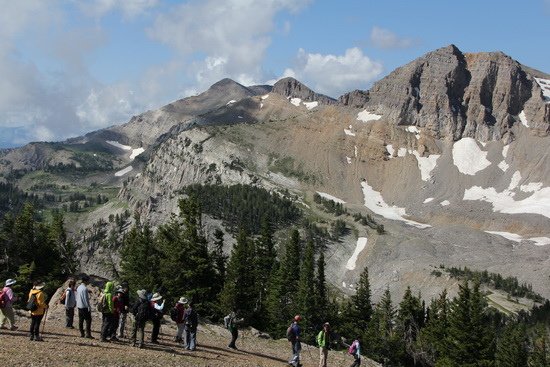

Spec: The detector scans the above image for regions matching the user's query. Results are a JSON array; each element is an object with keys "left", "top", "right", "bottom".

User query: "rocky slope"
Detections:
[
  {"left": 2, "top": 45, "right": 550, "bottom": 303},
  {"left": 340, "top": 44, "right": 550, "bottom": 142}
]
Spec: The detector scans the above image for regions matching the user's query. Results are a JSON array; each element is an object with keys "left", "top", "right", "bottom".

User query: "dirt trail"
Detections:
[{"left": 0, "top": 313, "right": 379, "bottom": 367}]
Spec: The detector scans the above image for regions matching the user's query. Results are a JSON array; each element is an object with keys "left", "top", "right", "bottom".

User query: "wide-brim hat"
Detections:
[
  {"left": 177, "top": 297, "right": 188, "bottom": 304},
  {"left": 5, "top": 278, "right": 16, "bottom": 286},
  {"left": 34, "top": 282, "right": 45, "bottom": 290},
  {"left": 115, "top": 287, "right": 124, "bottom": 294},
  {"left": 137, "top": 289, "right": 147, "bottom": 300},
  {"left": 151, "top": 292, "right": 163, "bottom": 301}
]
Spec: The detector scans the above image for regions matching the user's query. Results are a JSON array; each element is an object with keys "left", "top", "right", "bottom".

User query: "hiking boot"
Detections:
[
  {"left": 85, "top": 335, "right": 95, "bottom": 339},
  {"left": 150, "top": 340, "right": 159, "bottom": 345},
  {"left": 30, "top": 335, "right": 34, "bottom": 341},
  {"left": 34, "top": 336, "right": 44, "bottom": 342},
  {"left": 100, "top": 338, "right": 110, "bottom": 342},
  {"left": 10, "top": 325, "right": 18, "bottom": 331},
  {"left": 110, "top": 336, "right": 119, "bottom": 342}
]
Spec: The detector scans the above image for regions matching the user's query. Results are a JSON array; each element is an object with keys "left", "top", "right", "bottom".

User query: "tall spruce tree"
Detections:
[
  {"left": 529, "top": 325, "right": 549, "bottom": 367},
  {"left": 417, "top": 289, "right": 449, "bottom": 365},
  {"left": 495, "top": 323, "right": 528, "bottom": 367},
  {"left": 297, "top": 239, "right": 315, "bottom": 339},
  {"left": 120, "top": 223, "right": 158, "bottom": 292},
  {"left": 313, "top": 250, "right": 328, "bottom": 326},
  {"left": 398, "top": 287, "right": 424, "bottom": 365},
  {"left": 280, "top": 229, "right": 301, "bottom": 322},
  {"left": 350, "top": 266, "right": 373, "bottom": 333},
  {"left": 220, "top": 229, "right": 257, "bottom": 322}
]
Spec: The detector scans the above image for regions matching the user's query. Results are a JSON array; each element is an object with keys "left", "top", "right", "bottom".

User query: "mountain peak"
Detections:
[
  {"left": 272, "top": 77, "right": 337, "bottom": 105},
  {"left": 209, "top": 78, "right": 245, "bottom": 90}
]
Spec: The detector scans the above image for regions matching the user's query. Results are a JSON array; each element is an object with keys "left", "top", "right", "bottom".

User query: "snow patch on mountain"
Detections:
[
  {"left": 360, "top": 181, "right": 431, "bottom": 228},
  {"left": 344, "top": 129, "right": 356, "bottom": 136},
  {"left": 423, "top": 198, "right": 434, "bottom": 204},
  {"left": 290, "top": 98, "right": 301, "bottom": 107},
  {"left": 486, "top": 231, "right": 523, "bottom": 242},
  {"left": 463, "top": 184, "right": 550, "bottom": 219},
  {"left": 346, "top": 237, "right": 368, "bottom": 270},
  {"left": 518, "top": 111, "right": 529, "bottom": 127},
  {"left": 452, "top": 138, "right": 491, "bottom": 175},
  {"left": 303, "top": 101, "right": 318, "bottom": 110},
  {"left": 508, "top": 171, "right": 522, "bottom": 191},
  {"left": 412, "top": 151, "right": 440, "bottom": 181},
  {"left": 107, "top": 140, "right": 131, "bottom": 151},
  {"left": 406, "top": 126, "right": 420, "bottom": 139},
  {"left": 261, "top": 94, "right": 269, "bottom": 100},
  {"left": 115, "top": 166, "right": 133, "bottom": 177},
  {"left": 521, "top": 182, "right": 543, "bottom": 193},
  {"left": 498, "top": 161, "right": 509, "bottom": 172},
  {"left": 107, "top": 140, "right": 144, "bottom": 160},
  {"left": 226, "top": 100, "right": 236, "bottom": 105},
  {"left": 486, "top": 231, "right": 550, "bottom": 246},
  {"left": 317, "top": 192, "right": 345, "bottom": 204},
  {"left": 346, "top": 156, "right": 352, "bottom": 164},
  {"left": 440, "top": 200, "right": 450, "bottom": 206},
  {"left": 386, "top": 144, "right": 394, "bottom": 156},
  {"left": 534, "top": 77, "right": 550, "bottom": 102},
  {"left": 130, "top": 148, "right": 144, "bottom": 160},
  {"left": 357, "top": 110, "right": 381, "bottom": 122}
]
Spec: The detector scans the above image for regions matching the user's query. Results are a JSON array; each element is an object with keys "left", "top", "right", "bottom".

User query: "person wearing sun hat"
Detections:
[
  {"left": 174, "top": 297, "right": 188, "bottom": 344},
  {"left": 130, "top": 289, "right": 150, "bottom": 348},
  {"left": 28, "top": 280, "right": 48, "bottom": 341},
  {"left": 0, "top": 278, "right": 19, "bottom": 331},
  {"left": 149, "top": 292, "right": 165, "bottom": 344}
]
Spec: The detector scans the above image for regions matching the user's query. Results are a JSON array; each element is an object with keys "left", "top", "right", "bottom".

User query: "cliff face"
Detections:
[{"left": 341, "top": 45, "right": 549, "bottom": 142}]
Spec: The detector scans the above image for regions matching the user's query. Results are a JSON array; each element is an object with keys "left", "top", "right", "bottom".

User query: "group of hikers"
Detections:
[{"left": 1, "top": 276, "right": 363, "bottom": 367}]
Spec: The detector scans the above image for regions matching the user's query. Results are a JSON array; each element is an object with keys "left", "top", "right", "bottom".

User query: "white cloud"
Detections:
[
  {"left": 370, "top": 26, "right": 416, "bottom": 49},
  {"left": 147, "top": 0, "right": 311, "bottom": 92},
  {"left": 282, "top": 48, "right": 383, "bottom": 97},
  {"left": 77, "top": 0, "right": 159, "bottom": 19}
]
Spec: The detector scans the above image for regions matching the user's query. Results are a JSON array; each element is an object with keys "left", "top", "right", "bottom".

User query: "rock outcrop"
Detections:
[
  {"left": 272, "top": 77, "right": 337, "bottom": 105},
  {"left": 360, "top": 45, "right": 549, "bottom": 142}
]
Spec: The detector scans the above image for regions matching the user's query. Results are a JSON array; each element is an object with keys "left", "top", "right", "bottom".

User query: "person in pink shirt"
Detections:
[{"left": 0, "top": 279, "right": 19, "bottom": 331}]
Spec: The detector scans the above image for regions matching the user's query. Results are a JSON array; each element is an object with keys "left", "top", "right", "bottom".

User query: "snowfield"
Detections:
[
  {"left": 361, "top": 181, "right": 431, "bottom": 228},
  {"left": 357, "top": 110, "right": 381, "bottom": 122},
  {"left": 346, "top": 237, "right": 368, "bottom": 270},
  {"left": 107, "top": 140, "right": 144, "bottom": 160},
  {"left": 452, "top": 138, "right": 491, "bottom": 175},
  {"left": 115, "top": 166, "right": 133, "bottom": 177}
]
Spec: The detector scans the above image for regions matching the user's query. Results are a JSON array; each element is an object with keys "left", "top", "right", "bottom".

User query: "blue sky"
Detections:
[{"left": 0, "top": 0, "right": 549, "bottom": 148}]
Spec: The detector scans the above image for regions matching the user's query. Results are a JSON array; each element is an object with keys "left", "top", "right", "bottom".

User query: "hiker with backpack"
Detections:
[
  {"left": 0, "top": 278, "right": 19, "bottom": 331},
  {"left": 317, "top": 322, "right": 331, "bottom": 367},
  {"left": 110, "top": 287, "right": 125, "bottom": 341},
  {"left": 131, "top": 289, "right": 150, "bottom": 348},
  {"left": 99, "top": 281, "right": 115, "bottom": 342},
  {"left": 183, "top": 301, "right": 198, "bottom": 350},
  {"left": 116, "top": 280, "right": 130, "bottom": 339},
  {"left": 173, "top": 297, "right": 188, "bottom": 344},
  {"left": 27, "top": 280, "right": 48, "bottom": 341},
  {"left": 348, "top": 336, "right": 361, "bottom": 367},
  {"left": 76, "top": 274, "right": 93, "bottom": 339},
  {"left": 150, "top": 292, "right": 165, "bottom": 344},
  {"left": 225, "top": 308, "right": 244, "bottom": 350},
  {"left": 62, "top": 278, "right": 76, "bottom": 329},
  {"left": 288, "top": 315, "right": 302, "bottom": 367}
]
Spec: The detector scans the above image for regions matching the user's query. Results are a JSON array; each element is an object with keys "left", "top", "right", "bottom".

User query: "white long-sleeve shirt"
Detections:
[{"left": 76, "top": 283, "right": 90, "bottom": 310}]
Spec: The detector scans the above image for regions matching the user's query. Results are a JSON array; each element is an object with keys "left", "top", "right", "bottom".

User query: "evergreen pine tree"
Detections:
[
  {"left": 529, "top": 325, "right": 549, "bottom": 367},
  {"left": 350, "top": 266, "right": 373, "bottom": 333},
  {"left": 220, "top": 229, "right": 257, "bottom": 322},
  {"left": 495, "top": 323, "right": 528, "bottom": 367},
  {"left": 397, "top": 286, "right": 424, "bottom": 364},
  {"left": 297, "top": 239, "right": 315, "bottom": 340},
  {"left": 280, "top": 229, "right": 301, "bottom": 321},
  {"left": 120, "top": 223, "right": 158, "bottom": 292},
  {"left": 313, "top": 250, "right": 328, "bottom": 326}
]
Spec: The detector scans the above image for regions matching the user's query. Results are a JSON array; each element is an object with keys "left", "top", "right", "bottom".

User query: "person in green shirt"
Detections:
[{"left": 317, "top": 322, "right": 331, "bottom": 367}]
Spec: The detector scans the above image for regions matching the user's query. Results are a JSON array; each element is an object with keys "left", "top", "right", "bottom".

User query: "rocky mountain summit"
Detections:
[
  {"left": 341, "top": 44, "right": 550, "bottom": 142},
  {"left": 1, "top": 44, "right": 550, "bottom": 303}
]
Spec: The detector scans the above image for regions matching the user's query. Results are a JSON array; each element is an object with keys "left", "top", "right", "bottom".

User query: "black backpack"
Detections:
[
  {"left": 133, "top": 299, "right": 151, "bottom": 322},
  {"left": 27, "top": 293, "right": 38, "bottom": 311},
  {"left": 171, "top": 306, "right": 180, "bottom": 322}
]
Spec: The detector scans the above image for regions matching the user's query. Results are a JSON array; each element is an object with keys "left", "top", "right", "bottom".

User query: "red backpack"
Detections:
[{"left": 0, "top": 289, "right": 6, "bottom": 308}]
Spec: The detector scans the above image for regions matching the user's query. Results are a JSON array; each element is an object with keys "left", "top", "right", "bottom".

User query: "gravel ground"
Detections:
[{"left": 0, "top": 313, "right": 380, "bottom": 367}]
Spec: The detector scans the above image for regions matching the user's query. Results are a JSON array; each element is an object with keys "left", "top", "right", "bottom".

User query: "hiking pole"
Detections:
[{"left": 42, "top": 308, "right": 48, "bottom": 335}]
